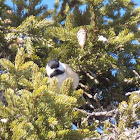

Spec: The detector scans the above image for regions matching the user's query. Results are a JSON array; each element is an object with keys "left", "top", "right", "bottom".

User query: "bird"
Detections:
[{"left": 46, "top": 59, "right": 79, "bottom": 91}]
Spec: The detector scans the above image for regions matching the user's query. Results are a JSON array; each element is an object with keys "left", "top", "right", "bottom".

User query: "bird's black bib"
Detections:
[{"left": 50, "top": 70, "right": 64, "bottom": 78}]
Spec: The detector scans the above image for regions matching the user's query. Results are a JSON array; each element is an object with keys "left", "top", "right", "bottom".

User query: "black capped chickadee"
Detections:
[{"left": 46, "top": 59, "right": 79, "bottom": 90}]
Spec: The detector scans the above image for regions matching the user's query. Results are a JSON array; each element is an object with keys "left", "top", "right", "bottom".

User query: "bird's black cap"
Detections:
[{"left": 48, "top": 59, "right": 59, "bottom": 69}]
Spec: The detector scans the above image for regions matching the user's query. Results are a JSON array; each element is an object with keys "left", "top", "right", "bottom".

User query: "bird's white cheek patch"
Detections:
[
  {"left": 46, "top": 65, "right": 55, "bottom": 77},
  {"left": 58, "top": 62, "right": 65, "bottom": 71}
]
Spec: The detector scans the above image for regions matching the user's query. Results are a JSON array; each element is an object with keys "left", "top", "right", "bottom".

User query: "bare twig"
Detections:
[
  {"left": 94, "top": 93, "right": 103, "bottom": 110},
  {"left": 86, "top": 71, "right": 99, "bottom": 84},
  {"left": 124, "top": 70, "right": 140, "bottom": 84},
  {"left": 79, "top": 83, "right": 89, "bottom": 90},
  {"left": 74, "top": 108, "right": 119, "bottom": 117},
  {"left": 125, "top": 90, "right": 140, "bottom": 96},
  {"left": 81, "top": 115, "right": 91, "bottom": 125},
  {"left": 133, "top": 70, "right": 140, "bottom": 79},
  {"left": 79, "top": 83, "right": 93, "bottom": 98},
  {"left": 123, "top": 78, "right": 134, "bottom": 84}
]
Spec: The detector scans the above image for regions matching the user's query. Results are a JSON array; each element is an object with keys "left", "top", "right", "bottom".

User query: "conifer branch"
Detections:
[
  {"left": 90, "top": 0, "right": 99, "bottom": 34},
  {"left": 125, "top": 90, "right": 140, "bottom": 96},
  {"left": 74, "top": 108, "right": 119, "bottom": 117},
  {"left": 0, "top": 0, "right": 140, "bottom": 139},
  {"left": 93, "top": 93, "right": 103, "bottom": 110},
  {"left": 133, "top": 70, "right": 140, "bottom": 79},
  {"left": 123, "top": 70, "right": 140, "bottom": 84}
]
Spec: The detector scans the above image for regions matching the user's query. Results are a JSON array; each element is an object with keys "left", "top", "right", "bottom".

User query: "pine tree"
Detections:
[
  {"left": 0, "top": 48, "right": 99, "bottom": 139},
  {"left": 46, "top": 0, "right": 140, "bottom": 102},
  {"left": 0, "top": 0, "right": 13, "bottom": 59},
  {"left": 0, "top": 0, "right": 53, "bottom": 65},
  {"left": 0, "top": 0, "right": 140, "bottom": 139},
  {"left": 11, "top": 0, "right": 52, "bottom": 26}
]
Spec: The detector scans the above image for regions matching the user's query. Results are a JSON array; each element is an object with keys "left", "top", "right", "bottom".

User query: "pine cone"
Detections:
[{"left": 77, "top": 28, "right": 87, "bottom": 49}]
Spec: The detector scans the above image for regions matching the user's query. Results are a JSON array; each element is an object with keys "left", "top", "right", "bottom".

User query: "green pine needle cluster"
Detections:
[{"left": 0, "top": 48, "right": 99, "bottom": 139}]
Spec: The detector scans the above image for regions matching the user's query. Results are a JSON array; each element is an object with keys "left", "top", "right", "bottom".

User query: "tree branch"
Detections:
[
  {"left": 86, "top": 71, "right": 99, "bottom": 84},
  {"left": 74, "top": 108, "right": 119, "bottom": 117},
  {"left": 133, "top": 70, "right": 140, "bottom": 79},
  {"left": 125, "top": 90, "right": 140, "bottom": 96},
  {"left": 124, "top": 70, "right": 140, "bottom": 84}
]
